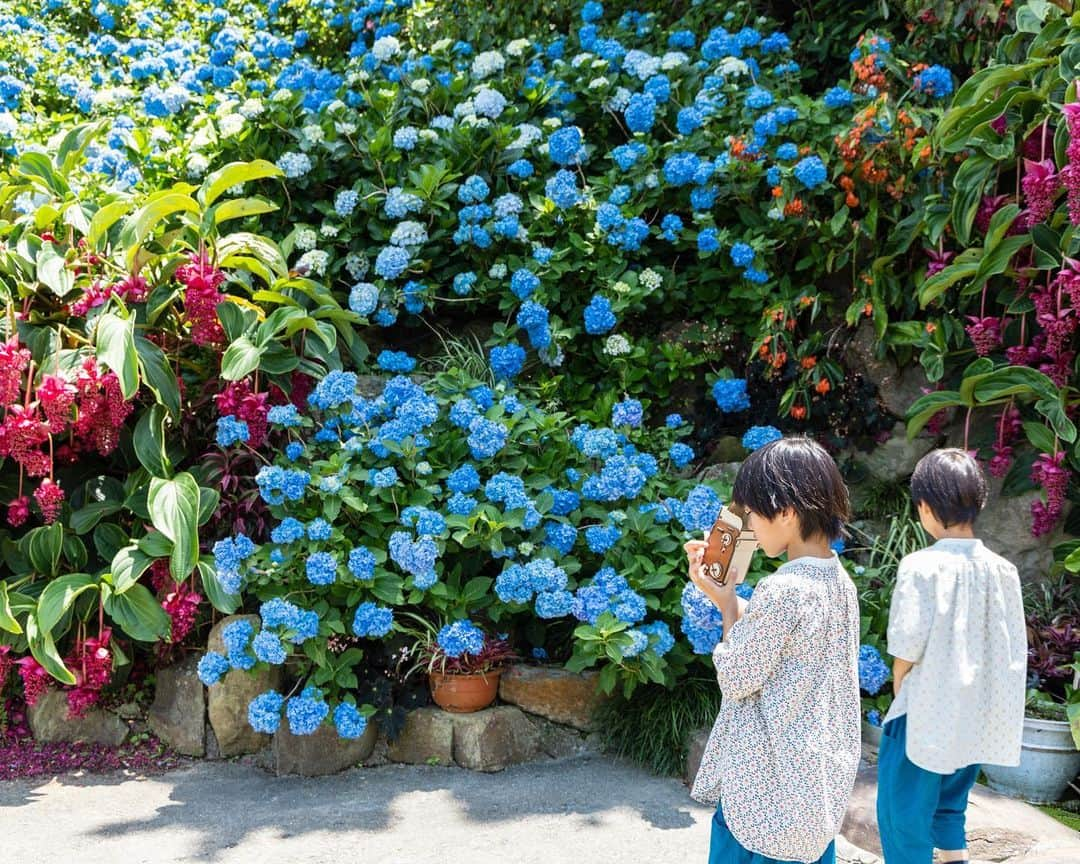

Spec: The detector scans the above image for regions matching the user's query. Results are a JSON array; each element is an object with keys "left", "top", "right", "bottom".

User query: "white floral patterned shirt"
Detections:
[
  {"left": 691, "top": 555, "right": 861, "bottom": 864},
  {"left": 884, "top": 538, "right": 1026, "bottom": 774}
]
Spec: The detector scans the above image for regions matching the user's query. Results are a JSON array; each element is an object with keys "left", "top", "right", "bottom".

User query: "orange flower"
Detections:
[
  {"left": 801, "top": 356, "right": 817, "bottom": 370},
  {"left": 785, "top": 318, "right": 796, "bottom": 332},
  {"left": 783, "top": 199, "right": 804, "bottom": 217},
  {"left": 815, "top": 379, "right": 831, "bottom": 395},
  {"left": 772, "top": 185, "right": 784, "bottom": 198},
  {"left": 791, "top": 404, "right": 807, "bottom": 420},
  {"left": 845, "top": 192, "right": 860, "bottom": 208},
  {"left": 863, "top": 302, "right": 874, "bottom": 317},
  {"left": 839, "top": 175, "right": 855, "bottom": 191},
  {"left": 798, "top": 295, "right": 815, "bottom": 308},
  {"left": 773, "top": 351, "right": 788, "bottom": 368},
  {"left": 925, "top": 322, "right": 937, "bottom": 334}
]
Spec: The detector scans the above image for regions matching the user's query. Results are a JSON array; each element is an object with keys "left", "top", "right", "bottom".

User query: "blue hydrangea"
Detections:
[
  {"left": 268, "top": 404, "right": 301, "bottom": 427},
  {"left": 285, "top": 442, "right": 305, "bottom": 461},
  {"left": 663, "top": 152, "right": 700, "bottom": 186},
  {"left": 385, "top": 187, "right": 423, "bottom": 219},
  {"left": 545, "top": 169, "right": 581, "bottom": 209},
  {"left": 670, "top": 485, "right": 723, "bottom": 532},
  {"left": 334, "top": 189, "right": 359, "bottom": 218},
  {"left": 252, "top": 630, "right": 287, "bottom": 665},
  {"left": 452, "top": 271, "right": 477, "bottom": 296},
  {"left": 489, "top": 343, "right": 526, "bottom": 382},
  {"left": 644, "top": 74, "right": 670, "bottom": 104},
  {"left": 510, "top": 268, "right": 540, "bottom": 300},
  {"left": 347, "top": 547, "right": 376, "bottom": 582},
  {"left": 744, "top": 267, "right": 770, "bottom": 284},
  {"left": 307, "top": 518, "right": 332, "bottom": 541},
  {"left": 349, "top": 282, "right": 380, "bottom": 316},
  {"left": 713, "top": 379, "right": 751, "bottom": 412},
  {"left": 670, "top": 442, "right": 695, "bottom": 468},
  {"left": 666, "top": 413, "right": 684, "bottom": 428},
  {"left": 447, "top": 492, "right": 478, "bottom": 515},
  {"left": 374, "top": 245, "right": 411, "bottom": 280},
  {"left": 247, "top": 690, "right": 284, "bottom": 734},
  {"left": 914, "top": 65, "right": 953, "bottom": 99},
  {"left": 393, "top": 126, "right": 419, "bottom": 150},
  {"left": 823, "top": 86, "right": 853, "bottom": 109},
  {"left": 680, "top": 581, "right": 725, "bottom": 654},
  {"left": 535, "top": 589, "right": 574, "bottom": 619},
  {"left": 611, "top": 142, "right": 647, "bottom": 171},
  {"left": 458, "top": 174, "right": 491, "bottom": 204},
  {"left": 305, "top": 551, "right": 338, "bottom": 585},
  {"left": 544, "top": 521, "right": 577, "bottom": 555},
  {"left": 548, "top": 126, "right": 583, "bottom": 165},
  {"left": 745, "top": 86, "right": 774, "bottom": 110},
  {"left": 621, "top": 629, "right": 649, "bottom": 658},
  {"left": 730, "top": 242, "right": 756, "bottom": 268},
  {"left": 447, "top": 464, "right": 481, "bottom": 494},
  {"left": 216, "top": 415, "right": 249, "bottom": 447},
  {"left": 197, "top": 651, "right": 230, "bottom": 686},
  {"left": 485, "top": 472, "right": 531, "bottom": 510},
  {"left": 260, "top": 598, "right": 302, "bottom": 632},
  {"left": 584, "top": 295, "right": 616, "bottom": 334},
  {"left": 582, "top": 0, "right": 603, "bottom": 22},
  {"left": 793, "top": 156, "right": 827, "bottom": 190},
  {"left": 624, "top": 92, "right": 656, "bottom": 134},
  {"left": 742, "top": 425, "right": 784, "bottom": 451},
  {"left": 698, "top": 228, "right": 720, "bottom": 254},
  {"left": 612, "top": 398, "right": 643, "bottom": 428},
  {"left": 286, "top": 688, "right": 330, "bottom": 735},
  {"left": 437, "top": 619, "right": 486, "bottom": 658},
  {"left": 640, "top": 620, "right": 674, "bottom": 656},
  {"left": 377, "top": 350, "right": 417, "bottom": 373},
  {"left": 474, "top": 86, "right": 507, "bottom": 118},
  {"left": 677, "top": 105, "right": 705, "bottom": 136},
  {"left": 867, "top": 709, "right": 882, "bottom": 727},
  {"left": 776, "top": 142, "right": 799, "bottom": 161},
  {"left": 370, "top": 467, "right": 399, "bottom": 488},
  {"left": 585, "top": 524, "right": 621, "bottom": 554},
  {"left": 333, "top": 702, "right": 368, "bottom": 739},
  {"left": 507, "top": 159, "right": 534, "bottom": 179},
  {"left": 352, "top": 602, "right": 394, "bottom": 638},
  {"left": 858, "top": 644, "right": 890, "bottom": 695}
]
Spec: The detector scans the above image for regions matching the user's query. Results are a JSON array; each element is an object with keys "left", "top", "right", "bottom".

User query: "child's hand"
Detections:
[{"left": 684, "top": 539, "right": 738, "bottom": 610}]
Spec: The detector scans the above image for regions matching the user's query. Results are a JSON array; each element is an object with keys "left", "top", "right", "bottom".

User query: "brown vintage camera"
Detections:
[{"left": 701, "top": 504, "right": 757, "bottom": 587}]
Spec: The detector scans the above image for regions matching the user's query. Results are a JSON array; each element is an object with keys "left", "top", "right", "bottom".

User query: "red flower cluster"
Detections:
[
  {"left": 176, "top": 252, "right": 226, "bottom": 346},
  {"left": 1021, "top": 158, "right": 1061, "bottom": 228},
  {"left": 964, "top": 316, "right": 1003, "bottom": 356},
  {"left": 162, "top": 584, "right": 202, "bottom": 644},
  {"left": 15, "top": 656, "right": 50, "bottom": 707},
  {"left": 65, "top": 628, "right": 113, "bottom": 718},
  {"left": 68, "top": 274, "right": 149, "bottom": 317},
  {"left": 989, "top": 404, "right": 1022, "bottom": 479},
  {"left": 1061, "top": 103, "right": 1080, "bottom": 225},
  {"left": 1032, "top": 451, "right": 1069, "bottom": 538},
  {"left": 215, "top": 379, "right": 269, "bottom": 449}
]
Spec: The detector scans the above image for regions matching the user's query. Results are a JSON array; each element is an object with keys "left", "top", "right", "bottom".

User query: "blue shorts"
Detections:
[
  {"left": 876, "top": 714, "right": 980, "bottom": 864},
  {"left": 709, "top": 800, "right": 836, "bottom": 864}
]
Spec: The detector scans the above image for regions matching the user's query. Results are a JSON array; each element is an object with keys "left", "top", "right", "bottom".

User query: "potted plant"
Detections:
[
  {"left": 403, "top": 616, "right": 517, "bottom": 714},
  {"left": 982, "top": 580, "right": 1080, "bottom": 803}
]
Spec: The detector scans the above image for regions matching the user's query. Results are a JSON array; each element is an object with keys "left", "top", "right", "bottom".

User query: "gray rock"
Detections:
[
  {"left": 205, "top": 725, "right": 221, "bottom": 760},
  {"left": 498, "top": 666, "right": 609, "bottom": 731},
  {"left": 856, "top": 423, "right": 935, "bottom": 483},
  {"left": 206, "top": 615, "right": 282, "bottom": 757},
  {"left": 527, "top": 716, "right": 599, "bottom": 760},
  {"left": 387, "top": 707, "right": 454, "bottom": 766},
  {"left": 699, "top": 462, "right": 742, "bottom": 486},
  {"left": 148, "top": 654, "right": 205, "bottom": 757},
  {"left": 354, "top": 375, "right": 385, "bottom": 399},
  {"left": 685, "top": 726, "right": 711, "bottom": 785},
  {"left": 451, "top": 706, "right": 541, "bottom": 772},
  {"left": 846, "top": 321, "right": 932, "bottom": 418},
  {"left": 964, "top": 827, "right": 1037, "bottom": 862},
  {"left": 27, "top": 689, "right": 128, "bottom": 747},
  {"left": 977, "top": 476, "right": 1067, "bottom": 583},
  {"left": 272, "top": 719, "right": 378, "bottom": 776}
]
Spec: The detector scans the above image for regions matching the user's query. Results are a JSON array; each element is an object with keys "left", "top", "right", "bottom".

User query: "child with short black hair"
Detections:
[
  {"left": 877, "top": 449, "right": 1027, "bottom": 864},
  {"left": 687, "top": 437, "right": 861, "bottom": 864}
]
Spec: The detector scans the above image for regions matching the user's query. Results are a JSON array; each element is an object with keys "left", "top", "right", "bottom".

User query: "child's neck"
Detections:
[
  {"left": 785, "top": 535, "right": 833, "bottom": 560},
  {"left": 933, "top": 525, "right": 977, "bottom": 540}
]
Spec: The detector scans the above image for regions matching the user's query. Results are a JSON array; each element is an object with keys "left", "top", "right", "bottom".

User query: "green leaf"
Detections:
[
  {"left": 220, "top": 335, "right": 264, "bottom": 381},
  {"left": 111, "top": 545, "right": 156, "bottom": 593},
  {"left": 211, "top": 196, "right": 280, "bottom": 226},
  {"left": 95, "top": 312, "right": 139, "bottom": 399},
  {"left": 918, "top": 252, "right": 980, "bottom": 306},
  {"left": 0, "top": 582, "right": 23, "bottom": 634},
  {"left": 26, "top": 615, "right": 76, "bottom": 685},
  {"left": 103, "top": 583, "right": 171, "bottom": 642},
  {"left": 38, "top": 573, "right": 98, "bottom": 632},
  {"left": 86, "top": 200, "right": 131, "bottom": 249},
  {"left": 950, "top": 156, "right": 995, "bottom": 247},
  {"left": 1036, "top": 396, "right": 1078, "bottom": 444},
  {"left": 26, "top": 522, "right": 64, "bottom": 576},
  {"left": 198, "top": 487, "right": 220, "bottom": 527},
  {"left": 148, "top": 473, "right": 200, "bottom": 581},
  {"left": 138, "top": 531, "right": 173, "bottom": 558},
  {"left": 37, "top": 244, "right": 74, "bottom": 297},
  {"left": 71, "top": 500, "right": 122, "bottom": 535},
  {"left": 197, "top": 560, "right": 240, "bottom": 614},
  {"left": 905, "top": 391, "right": 964, "bottom": 438},
  {"left": 17, "top": 152, "right": 68, "bottom": 197},
  {"left": 972, "top": 366, "right": 1060, "bottom": 403},
  {"left": 216, "top": 301, "right": 257, "bottom": 341},
  {"left": 1024, "top": 421, "right": 1058, "bottom": 453},
  {"left": 93, "top": 523, "right": 129, "bottom": 562},
  {"left": 198, "top": 160, "right": 284, "bottom": 209},
  {"left": 134, "top": 404, "right": 171, "bottom": 477},
  {"left": 134, "top": 336, "right": 181, "bottom": 418},
  {"left": 121, "top": 191, "right": 200, "bottom": 268}
]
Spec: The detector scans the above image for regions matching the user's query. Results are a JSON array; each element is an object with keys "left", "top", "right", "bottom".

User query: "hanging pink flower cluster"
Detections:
[
  {"left": 1031, "top": 451, "right": 1069, "bottom": 537},
  {"left": 1061, "top": 103, "right": 1080, "bottom": 224},
  {"left": 64, "top": 629, "right": 114, "bottom": 718},
  {"left": 176, "top": 252, "right": 226, "bottom": 346},
  {"left": 0, "top": 645, "right": 12, "bottom": 692},
  {"left": 925, "top": 248, "right": 955, "bottom": 277},
  {"left": 215, "top": 379, "right": 269, "bottom": 449},
  {"left": 1021, "top": 158, "right": 1061, "bottom": 228},
  {"left": 162, "top": 584, "right": 202, "bottom": 644},
  {"left": 15, "top": 656, "right": 50, "bottom": 707},
  {"left": 975, "top": 194, "right": 1011, "bottom": 234},
  {"left": 68, "top": 274, "right": 149, "bottom": 318},
  {"left": 989, "top": 404, "right": 1022, "bottom": 479},
  {"left": 964, "top": 316, "right": 1004, "bottom": 356}
]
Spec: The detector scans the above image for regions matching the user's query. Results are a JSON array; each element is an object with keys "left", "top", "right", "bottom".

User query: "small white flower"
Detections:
[
  {"left": 271, "top": 88, "right": 293, "bottom": 103},
  {"left": 571, "top": 52, "right": 593, "bottom": 68},
  {"left": 517, "top": 541, "right": 536, "bottom": 556},
  {"left": 507, "top": 38, "right": 531, "bottom": 57},
  {"left": 489, "top": 262, "right": 508, "bottom": 279},
  {"left": 453, "top": 99, "right": 476, "bottom": 119},
  {"left": 335, "top": 121, "right": 357, "bottom": 136},
  {"left": 639, "top": 269, "right": 662, "bottom": 292},
  {"left": 588, "top": 77, "right": 609, "bottom": 90},
  {"left": 541, "top": 117, "right": 562, "bottom": 130},
  {"left": 719, "top": 56, "right": 749, "bottom": 77},
  {"left": 608, "top": 87, "right": 632, "bottom": 112},
  {"left": 612, "top": 281, "right": 631, "bottom": 294},
  {"left": 320, "top": 223, "right": 339, "bottom": 238},
  {"left": 471, "top": 50, "right": 505, "bottom": 78},
  {"left": 219, "top": 114, "right": 244, "bottom": 137},
  {"left": 297, "top": 249, "right": 329, "bottom": 276},
  {"left": 239, "top": 98, "right": 264, "bottom": 118},
  {"left": 295, "top": 227, "right": 318, "bottom": 251},
  {"left": 227, "top": 183, "right": 243, "bottom": 196},
  {"left": 345, "top": 252, "right": 369, "bottom": 279},
  {"left": 419, "top": 129, "right": 438, "bottom": 143},
  {"left": 411, "top": 78, "right": 431, "bottom": 94},
  {"left": 301, "top": 124, "right": 325, "bottom": 147},
  {"left": 643, "top": 172, "right": 659, "bottom": 189},
  {"left": 390, "top": 220, "right": 428, "bottom": 247},
  {"left": 509, "top": 122, "right": 542, "bottom": 149},
  {"left": 185, "top": 153, "right": 209, "bottom": 178},
  {"left": 372, "top": 36, "right": 400, "bottom": 61},
  {"left": 603, "top": 334, "right": 632, "bottom": 356},
  {"left": 431, "top": 38, "right": 453, "bottom": 53},
  {"left": 661, "top": 51, "right": 689, "bottom": 70}
]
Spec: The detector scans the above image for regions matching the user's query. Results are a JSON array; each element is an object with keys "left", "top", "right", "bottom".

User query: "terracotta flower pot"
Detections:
[{"left": 428, "top": 670, "right": 501, "bottom": 713}]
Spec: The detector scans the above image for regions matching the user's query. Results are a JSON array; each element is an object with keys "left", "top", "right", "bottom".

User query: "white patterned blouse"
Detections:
[{"left": 691, "top": 554, "right": 862, "bottom": 864}]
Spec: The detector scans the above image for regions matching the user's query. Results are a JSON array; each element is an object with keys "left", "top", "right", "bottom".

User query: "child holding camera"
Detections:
[{"left": 686, "top": 437, "right": 861, "bottom": 864}]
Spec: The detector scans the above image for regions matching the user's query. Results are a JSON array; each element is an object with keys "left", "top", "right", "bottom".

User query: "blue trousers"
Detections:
[
  {"left": 709, "top": 800, "right": 836, "bottom": 864},
  {"left": 876, "top": 714, "right": 980, "bottom": 864}
]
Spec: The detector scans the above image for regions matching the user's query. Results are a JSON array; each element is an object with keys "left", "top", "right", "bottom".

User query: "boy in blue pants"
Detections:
[{"left": 877, "top": 449, "right": 1027, "bottom": 864}]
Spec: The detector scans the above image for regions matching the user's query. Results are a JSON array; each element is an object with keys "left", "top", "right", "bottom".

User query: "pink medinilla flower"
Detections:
[
  {"left": 0, "top": 338, "right": 30, "bottom": 406},
  {"left": 15, "top": 656, "right": 50, "bottom": 706},
  {"left": 215, "top": 380, "right": 270, "bottom": 449},
  {"left": 0, "top": 645, "right": 11, "bottom": 690},
  {"left": 975, "top": 194, "right": 1011, "bottom": 234},
  {"left": 1031, "top": 450, "right": 1069, "bottom": 537},
  {"left": 1062, "top": 103, "right": 1080, "bottom": 224},
  {"left": 6, "top": 496, "right": 29, "bottom": 528},
  {"left": 1021, "top": 158, "right": 1061, "bottom": 227},
  {"left": 176, "top": 252, "right": 226, "bottom": 346},
  {"left": 162, "top": 585, "right": 202, "bottom": 645},
  {"left": 989, "top": 405, "right": 1022, "bottom": 479},
  {"left": 925, "top": 248, "right": 955, "bottom": 277},
  {"left": 33, "top": 478, "right": 64, "bottom": 524},
  {"left": 964, "top": 316, "right": 1004, "bottom": 356},
  {"left": 35, "top": 373, "right": 76, "bottom": 432},
  {"left": 990, "top": 115, "right": 1007, "bottom": 135}
]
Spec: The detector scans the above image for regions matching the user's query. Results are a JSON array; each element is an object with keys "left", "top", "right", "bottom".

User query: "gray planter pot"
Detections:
[{"left": 982, "top": 716, "right": 1080, "bottom": 804}]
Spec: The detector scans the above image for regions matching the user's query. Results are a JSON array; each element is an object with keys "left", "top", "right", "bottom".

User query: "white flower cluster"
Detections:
[
  {"left": 297, "top": 249, "right": 329, "bottom": 277},
  {"left": 390, "top": 220, "right": 428, "bottom": 247},
  {"left": 372, "top": 36, "right": 400, "bottom": 61},
  {"left": 295, "top": 227, "right": 319, "bottom": 251},
  {"left": 603, "top": 335, "right": 632, "bottom": 356},
  {"left": 471, "top": 50, "right": 505, "bottom": 78}
]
